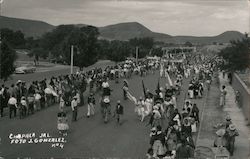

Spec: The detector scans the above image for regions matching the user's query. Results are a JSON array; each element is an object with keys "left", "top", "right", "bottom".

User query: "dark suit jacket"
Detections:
[{"left": 116, "top": 104, "right": 123, "bottom": 114}]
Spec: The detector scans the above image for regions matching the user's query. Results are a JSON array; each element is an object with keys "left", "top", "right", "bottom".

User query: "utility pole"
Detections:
[
  {"left": 0, "top": 0, "right": 4, "bottom": 45},
  {"left": 136, "top": 46, "right": 139, "bottom": 65},
  {"left": 70, "top": 45, "right": 74, "bottom": 74}
]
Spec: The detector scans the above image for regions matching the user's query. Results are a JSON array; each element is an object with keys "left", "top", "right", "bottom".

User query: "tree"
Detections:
[
  {"left": 29, "top": 47, "right": 47, "bottom": 60},
  {"left": 184, "top": 41, "right": 193, "bottom": 47},
  {"left": 219, "top": 34, "right": 250, "bottom": 72},
  {"left": 107, "top": 40, "right": 131, "bottom": 62},
  {"left": 1, "top": 28, "right": 26, "bottom": 48},
  {"left": 129, "top": 37, "right": 154, "bottom": 58},
  {"left": 151, "top": 48, "right": 163, "bottom": 57},
  {"left": 0, "top": 40, "right": 17, "bottom": 81}
]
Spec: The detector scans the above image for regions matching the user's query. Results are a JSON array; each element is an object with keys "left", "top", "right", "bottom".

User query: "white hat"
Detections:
[
  {"left": 151, "top": 127, "right": 156, "bottom": 131},
  {"left": 104, "top": 97, "right": 110, "bottom": 103},
  {"left": 16, "top": 80, "right": 22, "bottom": 84},
  {"left": 153, "top": 105, "right": 158, "bottom": 110},
  {"left": 229, "top": 124, "right": 236, "bottom": 131},
  {"left": 173, "top": 114, "right": 180, "bottom": 121}
]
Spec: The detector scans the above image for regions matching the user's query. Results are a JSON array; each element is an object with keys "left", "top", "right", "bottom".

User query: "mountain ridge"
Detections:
[
  {"left": 0, "top": 16, "right": 55, "bottom": 38},
  {"left": 0, "top": 16, "right": 245, "bottom": 44}
]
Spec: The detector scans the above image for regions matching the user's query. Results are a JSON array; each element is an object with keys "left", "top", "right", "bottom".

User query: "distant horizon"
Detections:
[
  {"left": 1, "top": 0, "right": 249, "bottom": 37},
  {"left": 1, "top": 15, "right": 246, "bottom": 37}
]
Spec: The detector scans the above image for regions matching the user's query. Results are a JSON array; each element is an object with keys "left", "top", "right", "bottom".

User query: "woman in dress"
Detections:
[{"left": 57, "top": 109, "right": 69, "bottom": 136}]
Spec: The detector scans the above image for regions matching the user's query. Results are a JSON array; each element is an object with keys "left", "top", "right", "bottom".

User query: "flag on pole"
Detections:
[
  {"left": 156, "top": 78, "right": 160, "bottom": 93},
  {"left": 127, "top": 91, "right": 137, "bottom": 105},
  {"left": 142, "top": 80, "right": 146, "bottom": 98},
  {"left": 166, "top": 71, "right": 173, "bottom": 86}
]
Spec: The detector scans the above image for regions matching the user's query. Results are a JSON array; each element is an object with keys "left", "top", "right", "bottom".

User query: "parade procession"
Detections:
[{"left": 0, "top": 0, "right": 250, "bottom": 158}]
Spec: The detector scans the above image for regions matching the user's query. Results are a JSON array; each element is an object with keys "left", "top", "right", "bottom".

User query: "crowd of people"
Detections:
[
  {"left": 0, "top": 51, "right": 239, "bottom": 158},
  {"left": 138, "top": 54, "right": 216, "bottom": 159}
]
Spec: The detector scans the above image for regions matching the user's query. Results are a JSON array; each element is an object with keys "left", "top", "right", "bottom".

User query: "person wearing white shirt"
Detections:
[
  {"left": 8, "top": 95, "right": 17, "bottom": 118},
  {"left": 71, "top": 96, "right": 78, "bottom": 121}
]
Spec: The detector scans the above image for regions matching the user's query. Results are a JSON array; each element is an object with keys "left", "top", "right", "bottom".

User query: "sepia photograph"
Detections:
[{"left": 0, "top": 0, "right": 249, "bottom": 158}]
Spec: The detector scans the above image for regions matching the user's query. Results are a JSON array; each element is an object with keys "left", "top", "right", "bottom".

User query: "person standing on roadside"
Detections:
[
  {"left": 71, "top": 96, "right": 78, "bottom": 121},
  {"left": 27, "top": 93, "right": 35, "bottom": 115},
  {"left": 8, "top": 95, "right": 17, "bottom": 119},
  {"left": 225, "top": 124, "right": 239, "bottom": 156},
  {"left": 220, "top": 85, "right": 227, "bottom": 107}
]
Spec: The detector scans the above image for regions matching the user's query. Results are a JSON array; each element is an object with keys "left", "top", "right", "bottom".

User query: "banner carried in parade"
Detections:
[
  {"left": 166, "top": 71, "right": 173, "bottom": 86},
  {"left": 142, "top": 80, "right": 146, "bottom": 98},
  {"left": 126, "top": 91, "right": 137, "bottom": 105}
]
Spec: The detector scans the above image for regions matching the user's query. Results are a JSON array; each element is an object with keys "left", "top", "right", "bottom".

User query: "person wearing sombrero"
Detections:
[
  {"left": 225, "top": 124, "right": 239, "bottom": 156},
  {"left": 225, "top": 115, "right": 232, "bottom": 129},
  {"left": 151, "top": 104, "right": 162, "bottom": 127},
  {"left": 87, "top": 93, "right": 95, "bottom": 118},
  {"left": 101, "top": 96, "right": 111, "bottom": 123}
]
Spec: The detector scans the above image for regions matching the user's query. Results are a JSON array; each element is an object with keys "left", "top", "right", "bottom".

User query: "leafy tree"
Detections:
[
  {"left": 184, "top": 41, "right": 193, "bottom": 47},
  {"left": 98, "top": 39, "right": 111, "bottom": 59},
  {"left": 77, "top": 26, "right": 100, "bottom": 67},
  {"left": 29, "top": 47, "right": 47, "bottom": 59},
  {"left": 219, "top": 34, "right": 250, "bottom": 72},
  {"left": 1, "top": 28, "right": 26, "bottom": 48},
  {"left": 129, "top": 37, "right": 154, "bottom": 58},
  {"left": 107, "top": 40, "right": 131, "bottom": 62},
  {"left": 40, "top": 25, "right": 75, "bottom": 57},
  {"left": 0, "top": 40, "right": 17, "bottom": 81},
  {"left": 54, "top": 25, "right": 100, "bottom": 68},
  {"left": 151, "top": 48, "right": 163, "bottom": 57}
]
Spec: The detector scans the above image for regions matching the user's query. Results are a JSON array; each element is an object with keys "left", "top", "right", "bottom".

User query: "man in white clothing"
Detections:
[{"left": 8, "top": 95, "right": 17, "bottom": 118}]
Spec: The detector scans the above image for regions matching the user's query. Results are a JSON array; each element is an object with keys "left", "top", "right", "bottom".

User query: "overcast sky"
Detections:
[{"left": 1, "top": 0, "right": 250, "bottom": 36}]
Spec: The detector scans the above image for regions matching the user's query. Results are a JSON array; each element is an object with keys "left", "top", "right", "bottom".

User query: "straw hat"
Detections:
[
  {"left": 153, "top": 105, "right": 159, "bottom": 110},
  {"left": 151, "top": 127, "right": 156, "bottom": 131},
  {"left": 173, "top": 114, "right": 180, "bottom": 121},
  {"left": 226, "top": 115, "right": 231, "bottom": 121},
  {"left": 16, "top": 80, "right": 22, "bottom": 84},
  {"left": 104, "top": 97, "right": 110, "bottom": 103},
  {"left": 229, "top": 124, "right": 236, "bottom": 131}
]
